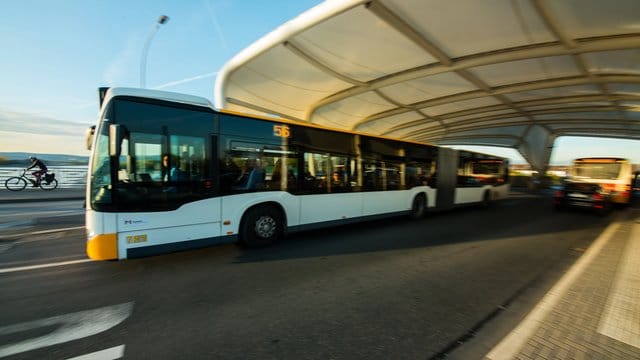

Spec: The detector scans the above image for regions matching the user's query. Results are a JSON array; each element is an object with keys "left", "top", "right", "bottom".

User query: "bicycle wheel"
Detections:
[
  {"left": 5, "top": 177, "right": 27, "bottom": 191},
  {"left": 40, "top": 179, "right": 58, "bottom": 191}
]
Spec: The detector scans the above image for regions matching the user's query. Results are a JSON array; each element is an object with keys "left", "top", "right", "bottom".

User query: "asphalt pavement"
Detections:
[
  {"left": 0, "top": 189, "right": 640, "bottom": 360},
  {"left": 0, "top": 188, "right": 86, "bottom": 238},
  {"left": 0, "top": 187, "right": 85, "bottom": 204}
]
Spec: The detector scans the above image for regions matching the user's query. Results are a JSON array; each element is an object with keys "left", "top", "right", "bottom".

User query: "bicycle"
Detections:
[{"left": 4, "top": 169, "right": 58, "bottom": 191}]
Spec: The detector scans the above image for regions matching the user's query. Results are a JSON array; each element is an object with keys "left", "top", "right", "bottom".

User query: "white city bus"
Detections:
[
  {"left": 568, "top": 157, "right": 633, "bottom": 205},
  {"left": 85, "top": 88, "right": 509, "bottom": 260}
]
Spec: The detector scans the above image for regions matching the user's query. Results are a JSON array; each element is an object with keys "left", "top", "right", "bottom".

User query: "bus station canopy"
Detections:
[{"left": 214, "top": 0, "right": 640, "bottom": 172}]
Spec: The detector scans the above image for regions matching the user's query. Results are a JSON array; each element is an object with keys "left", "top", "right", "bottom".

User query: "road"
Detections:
[
  {"left": 0, "top": 192, "right": 619, "bottom": 359},
  {"left": 0, "top": 200, "right": 84, "bottom": 231}
]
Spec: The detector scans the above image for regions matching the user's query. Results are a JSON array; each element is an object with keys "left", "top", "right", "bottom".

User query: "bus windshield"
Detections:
[
  {"left": 573, "top": 162, "right": 622, "bottom": 180},
  {"left": 89, "top": 118, "right": 113, "bottom": 208},
  {"left": 88, "top": 97, "right": 216, "bottom": 212}
]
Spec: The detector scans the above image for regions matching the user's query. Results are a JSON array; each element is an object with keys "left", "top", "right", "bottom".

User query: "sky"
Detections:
[{"left": 0, "top": 0, "right": 638, "bottom": 166}]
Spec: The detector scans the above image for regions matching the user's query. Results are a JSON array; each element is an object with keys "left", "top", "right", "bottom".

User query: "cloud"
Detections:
[
  {"left": 203, "top": 0, "right": 229, "bottom": 51},
  {"left": 0, "top": 107, "right": 87, "bottom": 137},
  {"left": 153, "top": 71, "right": 218, "bottom": 89},
  {"left": 103, "top": 36, "right": 139, "bottom": 86}
]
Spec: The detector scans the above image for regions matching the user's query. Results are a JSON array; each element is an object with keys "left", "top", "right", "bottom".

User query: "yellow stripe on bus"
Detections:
[{"left": 87, "top": 233, "right": 118, "bottom": 260}]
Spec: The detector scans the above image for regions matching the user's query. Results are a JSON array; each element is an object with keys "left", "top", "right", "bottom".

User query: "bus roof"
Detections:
[
  {"left": 103, "top": 87, "right": 508, "bottom": 160},
  {"left": 103, "top": 87, "right": 214, "bottom": 110}
]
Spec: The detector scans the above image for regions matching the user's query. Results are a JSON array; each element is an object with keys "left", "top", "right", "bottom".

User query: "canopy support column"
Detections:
[{"left": 517, "top": 125, "right": 556, "bottom": 174}]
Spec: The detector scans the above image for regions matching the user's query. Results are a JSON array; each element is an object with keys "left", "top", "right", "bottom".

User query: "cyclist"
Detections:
[{"left": 26, "top": 156, "right": 48, "bottom": 187}]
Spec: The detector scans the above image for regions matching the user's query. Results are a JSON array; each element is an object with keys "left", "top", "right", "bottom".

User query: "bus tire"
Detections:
[
  {"left": 410, "top": 193, "right": 427, "bottom": 219},
  {"left": 239, "top": 204, "right": 284, "bottom": 248},
  {"left": 481, "top": 191, "right": 491, "bottom": 208}
]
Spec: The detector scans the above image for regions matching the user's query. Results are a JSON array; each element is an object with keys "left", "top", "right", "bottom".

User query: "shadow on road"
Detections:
[{"left": 230, "top": 193, "right": 617, "bottom": 264}]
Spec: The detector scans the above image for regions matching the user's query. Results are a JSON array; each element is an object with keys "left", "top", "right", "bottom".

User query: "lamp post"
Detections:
[{"left": 140, "top": 15, "right": 170, "bottom": 88}]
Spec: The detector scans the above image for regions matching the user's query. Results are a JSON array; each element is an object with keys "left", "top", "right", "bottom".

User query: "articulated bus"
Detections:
[
  {"left": 568, "top": 157, "right": 633, "bottom": 205},
  {"left": 85, "top": 88, "right": 509, "bottom": 260}
]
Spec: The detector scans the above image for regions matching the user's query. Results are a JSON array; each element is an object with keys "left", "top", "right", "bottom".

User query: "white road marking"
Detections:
[
  {"left": 0, "top": 303, "right": 133, "bottom": 358},
  {"left": 23, "top": 226, "right": 85, "bottom": 235},
  {"left": 67, "top": 345, "right": 125, "bottom": 360},
  {"left": 0, "top": 243, "right": 13, "bottom": 253},
  {"left": 0, "top": 259, "right": 92, "bottom": 274},
  {"left": 0, "top": 226, "right": 85, "bottom": 241},
  {"left": 485, "top": 221, "right": 622, "bottom": 360},
  {"left": 0, "top": 210, "right": 81, "bottom": 219},
  {"left": 598, "top": 219, "right": 640, "bottom": 348}
]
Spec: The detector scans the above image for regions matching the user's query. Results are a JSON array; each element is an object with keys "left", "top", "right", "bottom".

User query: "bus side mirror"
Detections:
[
  {"left": 109, "top": 124, "right": 123, "bottom": 157},
  {"left": 85, "top": 125, "right": 96, "bottom": 151}
]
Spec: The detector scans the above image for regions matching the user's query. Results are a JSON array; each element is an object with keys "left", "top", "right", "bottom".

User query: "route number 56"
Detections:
[{"left": 273, "top": 125, "right": 291, "bottom": 138}]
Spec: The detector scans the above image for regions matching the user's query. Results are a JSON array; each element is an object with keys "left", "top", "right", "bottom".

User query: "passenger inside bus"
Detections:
[
  {"left": 331, "top": 170, "right": 344, "bottom": 188},
  {"left": 233, "top": 158, "right": 265, "bottom": 191},
  {"left": 270, "top": 159, "right": 296, "bottom": 190},
  {"left": 162, "top": 154, "right": 188, "bottom": 182}
]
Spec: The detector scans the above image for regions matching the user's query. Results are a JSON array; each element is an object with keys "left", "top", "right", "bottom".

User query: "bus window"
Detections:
[
  {"left": 470, "top": 160, "right": 506, "bottom": 185},
  {"left": 222, "top": 144, "right": 265, "bottom": 192},
  {"left": 88, "top": 98, "right": 215, "bottom": 212},
  {"left": 384, "top": 162, "right": 401, "bottom": 190},
  {"left": 89, "top": 121, "right": 113, "bottom": 206},
  {"left": 406, "top": 162, "right": 429, "bottom": 188},
  {"left": 221, "top": 142, "right": 297, "bottom": 193},
  {"left": 574, "top": 162, "right": 622, "bottom": 179},
  {"left": 233, "top": 158, "right": 265, "bottom": 191},
  {"left": 302, "top": 152, "right": 328, "bottom": 193},
  {"left": 270, "top": 157, "right": 298, "bottom": 191},
  {"left": 168, "top": 135, "right": 206, "bottom": 182},
  {"left": 363, "top": 160, "right": 378, "bottom": 191},
  {"left": 301, "top": 153, "right": 351, "bottom": 193},
  {"left": 329, "top": 155, "right": 349, "bottom": 192}
]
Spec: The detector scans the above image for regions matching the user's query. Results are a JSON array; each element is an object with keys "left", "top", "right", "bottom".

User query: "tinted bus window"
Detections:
[
  {"left": 220, "top": 141, "right": 298, "bottom": 193},
  {"left": 105, "top": 99, "right": 215, "bottom": 211}
]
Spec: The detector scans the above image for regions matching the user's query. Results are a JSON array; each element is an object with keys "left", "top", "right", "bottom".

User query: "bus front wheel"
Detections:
[{"left": 239, "top": 205, "right": 284, "bottom": 248}]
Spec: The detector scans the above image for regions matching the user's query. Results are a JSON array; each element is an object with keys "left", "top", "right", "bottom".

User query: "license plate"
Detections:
[
  {"left": 570, "top": 201, "right": 591, "bottom": 207},
  {"left": 568, "top": 193, "right": 588, "bottom": 198}
]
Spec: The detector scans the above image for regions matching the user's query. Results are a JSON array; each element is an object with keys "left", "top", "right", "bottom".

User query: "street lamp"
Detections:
[{"left": 140, "top": 15, "right": 170, "bottom": 88}]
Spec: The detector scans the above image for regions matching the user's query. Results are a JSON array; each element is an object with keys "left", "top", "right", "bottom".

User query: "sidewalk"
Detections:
[
  {"left": 484, "top": 206, "right": 640, "bottom": 359},
  {"left": 0, "top": 188, "right": 85, "bottom": 204}
]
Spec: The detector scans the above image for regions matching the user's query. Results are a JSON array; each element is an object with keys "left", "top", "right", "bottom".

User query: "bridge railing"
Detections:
[{"left": 0, "top": 166, "right": 87, "bottom": 189}]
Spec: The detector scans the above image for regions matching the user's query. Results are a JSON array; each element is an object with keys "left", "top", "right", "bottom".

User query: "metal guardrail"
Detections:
[{"left": 0, "top": 166, "right": 87, "bottom": 189}]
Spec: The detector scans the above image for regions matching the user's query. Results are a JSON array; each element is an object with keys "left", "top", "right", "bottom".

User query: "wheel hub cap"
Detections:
[{"left": 255, "top": 216, "right": 276, "bottom": 238}]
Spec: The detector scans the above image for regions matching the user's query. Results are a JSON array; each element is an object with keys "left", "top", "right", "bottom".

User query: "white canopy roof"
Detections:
[{"left": 215, "top": 0, "right": 640, "bottom": 171}]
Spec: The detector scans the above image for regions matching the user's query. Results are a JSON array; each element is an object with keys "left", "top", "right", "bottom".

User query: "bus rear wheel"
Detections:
[
  {"left": 481, "top": 191, "right": 492, "bottom": 208},
  {"left": 239, "top": 205, "right": 283, "bottom": 247},
  {"left": 410, "top": 194, "right": 426, "bottom": 219}
]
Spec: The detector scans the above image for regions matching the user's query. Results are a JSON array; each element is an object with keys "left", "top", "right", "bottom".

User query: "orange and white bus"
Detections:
[
  {"left": 568, "top": 157, "right": 633, "bottom": 205},
  {"left": 84, "top": 87, "right": 509, "bottom": 260}
]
